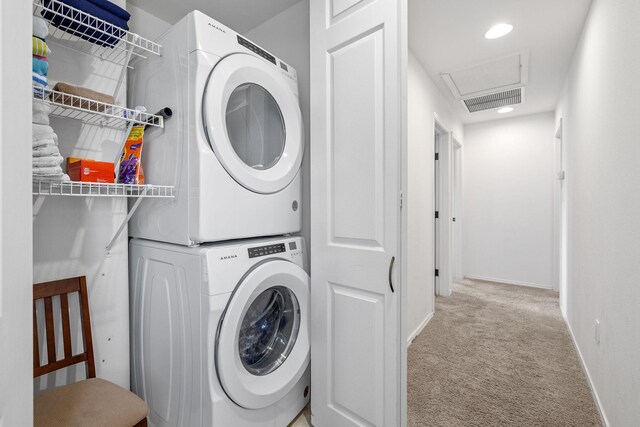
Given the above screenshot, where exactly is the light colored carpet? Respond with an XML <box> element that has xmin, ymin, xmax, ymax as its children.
<box><xmin>408</xmin><ymin>279</ymin><xmax>602</xmax><ymax>427</ymax></box>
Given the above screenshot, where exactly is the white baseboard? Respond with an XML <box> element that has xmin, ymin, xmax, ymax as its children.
<box><xmin>407</xmin><ymin>312</ymin><xmax>434</xmax><ymax>347</ymax></box>
<box><xmin>464</xmin><ymin>275</ymin><xmax>553</xmax><ymax>290</ymax></box>
<box><xmin>564</xmin><ymin>315</ymin><xmax>610</xmax><ymax>427</ymax></box>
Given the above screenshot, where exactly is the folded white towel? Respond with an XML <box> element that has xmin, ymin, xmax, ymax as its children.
<box><xmin>33</xmin><ymin>137</ymin><xmax>57</xmax><ymax>149</ymax></box>
<box><xmin>33</xmin><ymin>155</ymin><xmax>63</xmax><ymax>167</ymax></box>
<box><xmin>33</xmin><ymin>17</ymin><xmax>49</xmax><ymax>39</ymax></box>
<box><xmin>33</xmin><ymin>145</ymin><xmax>60</xmax><ymax>157</ymax></box>
<box><xmin>33</xmin><ymin>123</ymin><xmax>55</xmax><ymax>141</ymax></box>
<box><xmin>33</xmin><ymin>173</ymin><xmax>71</xmax><ymax>182</ymax></box>
<box><xmin>32</xmin><ymin>102</ymin><xmax>51</xmax><ymax>126</ymax></box>
<box><xmin>32</xmin><ymin>165</ymin><xmax>64</xmax><ymax>176</ymax></box>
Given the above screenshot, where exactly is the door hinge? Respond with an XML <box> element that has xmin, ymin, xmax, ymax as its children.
<box><xmin>400</xmin><ymin>192</ymin><xmax>404</xmax><ymax>210</ymax></box>
<box><xmin>435</xmin><ymin>211</ymin><xmax>439</xmax><ymax>219</ymax></box>
<box><xmin>435</xmin><ymin>153</ymin><xmax>439</xmax><ymax>161</ymax></box>
<box><xmin>435</xmin><ymin>269</ymin><xmax>439</xmax><ymax>277</ymax></box>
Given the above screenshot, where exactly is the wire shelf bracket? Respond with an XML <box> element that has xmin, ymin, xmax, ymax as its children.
<box><xmin>105</xmin><ymin>187</ymin><xmax>147</xmax><ymax>254</ymax></box>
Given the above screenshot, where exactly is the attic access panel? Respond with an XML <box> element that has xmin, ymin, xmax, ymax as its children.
<box><xmin>441</xmin><ymin>51</ymin><xmax>529</xmax><ymax>99</ymax></box>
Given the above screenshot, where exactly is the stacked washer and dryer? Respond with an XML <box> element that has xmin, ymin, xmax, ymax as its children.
<box><xmin>128</xmin><ymin>11</ymin><xmax>309</xmax><ymax>427</ymax></box>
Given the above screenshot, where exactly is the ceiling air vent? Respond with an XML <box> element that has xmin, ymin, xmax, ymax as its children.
<box><xmin>463</xmin><ymin>88</ymin><xmax>523</xmax><ymax>113</ymax></box>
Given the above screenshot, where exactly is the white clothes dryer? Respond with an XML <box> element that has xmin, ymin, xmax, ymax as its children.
<box><xmin>129</xmin><ymin>11</ymin><xmax>303</xmax><ymax>246</ymax></box>
<box><xmin>129</xmin><ymin>236</ymin><xmax>310</xmax><ymax>427</ymax></box>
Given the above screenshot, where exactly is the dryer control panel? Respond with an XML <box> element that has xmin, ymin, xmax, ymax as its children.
<box><xmin>236</xmin><ymin>35</ymin><xmax>298</xmax><ymax>84</ymax></box>
<box><xmin>237</xmin><ymin>36</ymin><xmax>276</xmax><ymax>65</ymax></box>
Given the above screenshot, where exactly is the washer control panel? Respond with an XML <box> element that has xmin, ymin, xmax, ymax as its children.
<box><xmin>248</xmin><ymin>243</ymin><xmax>286</xmax><ymax>258</ymax></box>
<box><xmin>204</xmin><ymin>237</ymin><xmax>306</xmax><ymax>294</ymax></box>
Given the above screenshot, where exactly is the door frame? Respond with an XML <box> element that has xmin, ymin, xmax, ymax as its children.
<box><xmin>554</xmin><ymin>118</ymin><xmax>567</xmax><ymax>314</ymax></box>
<box><xmin>0</xmin><ymin>0</ymin><xmax>33</xmax><ymax>424</ymax></box>
<box><xmin>400</xmin><ymin>0</ymin><xmax>408</xmax><ymax>424</ymax></box>
<box><xmin>452</xmin><ymin>136</ymin><xmax>463</xmax><ymax>281</ymax></box>
<box><xmin>434</xmin><ymin>115</ymin><xmax>452</xmax><ymax>296</ymax></box>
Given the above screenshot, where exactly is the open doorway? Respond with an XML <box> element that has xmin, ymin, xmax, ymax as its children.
<box><xmin>434</xmin><ymin>118</ymin><xmax>452</xmax><ymax>297</ymax></box>
<box><xmin>407</xmin><ymin>0</ymin><xmax>605</xmax><ymax>425</ymax></box>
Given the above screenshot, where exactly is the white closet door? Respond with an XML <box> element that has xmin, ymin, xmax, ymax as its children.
<box><xmin>310</xmin><ymin>0</ymin><xmax>406</xmax><ymax>425</ymax></box>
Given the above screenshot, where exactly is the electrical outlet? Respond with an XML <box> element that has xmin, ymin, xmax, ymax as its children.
<box><xmin>595</xmin><ymin>319</ymin><xmax>601</xmax><ymax>345</ymax></box>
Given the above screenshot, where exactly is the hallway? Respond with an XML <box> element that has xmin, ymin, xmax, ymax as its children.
<box><xmin>408</xmin><ymin>279</ymin><xmax>601</xmax><ymax>426</ymax></box>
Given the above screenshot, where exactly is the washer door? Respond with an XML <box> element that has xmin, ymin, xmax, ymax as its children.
<box><xmin>215</xmin><ymin>259</ymin><xmax>309</xmax><ymax>409</ymax></box>
<box><xmin>203</xmin><ymin>53</ymin><xmax>303</xmax><ymax>194</ymax></box>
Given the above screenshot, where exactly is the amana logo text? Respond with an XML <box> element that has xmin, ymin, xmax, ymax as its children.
<box><xmin>220</xmin><ymin>254</ymin><xmax>237</xmax><ymax>260</ymax></box>
<box><xmin>208</xmin><ymin>22</ymin><xmax>225</xmax><ymax>33</ymax></box>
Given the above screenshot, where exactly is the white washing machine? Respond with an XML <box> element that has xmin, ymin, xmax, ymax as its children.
<box><xmin>129</xmin><ymin>11</ymin><xmax>304</xmax><ymax>246</ymax></box>
<box><xmin>129</xmin><ymin>236</ymin><xmax>310</xmax><ymax>427</ymax></box>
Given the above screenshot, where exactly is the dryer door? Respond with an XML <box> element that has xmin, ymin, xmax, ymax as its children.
<box><xmin>203</xmin><ymin>53</ymin><xmax>303</xmax><ymax>194</ymax></box>
<box><xmin>215</xmin><ymin>259</ymin><xmax>309</xmax><ymax>409</ymax></box>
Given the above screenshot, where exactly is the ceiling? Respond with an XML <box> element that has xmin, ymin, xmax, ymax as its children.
<box><xmin>127</xmin><ymin>0</ymin><xmax>301</xmax><ymax>33</ymax></box>
<box><xmin>409</xmin><ymin>0</ymin><xmax>592</xmax><ymax>124</ymax></box>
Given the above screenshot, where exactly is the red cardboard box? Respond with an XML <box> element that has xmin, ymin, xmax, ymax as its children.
<box><xmin>68</xmin><ymin>159</ymin><xmax>114</xmax><ymax>183</ymax></box>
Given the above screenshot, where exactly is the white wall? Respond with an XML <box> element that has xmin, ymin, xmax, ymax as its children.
<box><xmin>407</xmin><ymin>51</ymin><xmax>463</xmax><ymax>343</ymax></box>
<box><xmin>555</xmin><ymin>0</ymin><xmax>640</xmax><ymax>424</ymax></box>
<box><xmin>33</xmin><ymin>0</ymin><xmax>132</xmax><ymax>392</ymax></box>
<box><xmin>245</xmin><ymin>0</ymin><xmax>311</xmax><ymax>266</ymax></box>
<box><xmin>128</xmin><ymin>3</ymin><xmax>171</xmax><ymax>40</ymax></box>
<box><xmin>0</xmin><ymin>0</ymin><xmax>33</xmax><ymax>424</ymax></box>
<box><xmin>463</xmin><ymin>113</ymin><xmax>555</xmax><ymax>289</ymax></box>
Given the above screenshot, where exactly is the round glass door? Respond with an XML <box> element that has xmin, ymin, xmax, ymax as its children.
<box><xmin>226</xmin><ymin>83</ymin><xmax>286</xmax><ymax>171</ymax></box>
<box><xmin>215</xmin><ymin>259</ymin><xmax>310</xmax><ymax>409</ymax></box>
<box><xmin>203</xmin><ymin>53</ymin><xmax>303</xmax><ymax>194</ymax></box>
<box><xmin>238</xmin><ymin>286</ymin><xmax>300</xmax><ymax>376</ymax></box>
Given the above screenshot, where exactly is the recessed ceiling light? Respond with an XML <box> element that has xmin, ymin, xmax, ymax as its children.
<box><xmin>485</xmin><ymin>23</ymin><xmax>513</xmax><ymax>39</ymax></box>
<box><xmin>497</xmin><ymin>107</ymin><xmax>514</xmax><ymax>114</ymax></box>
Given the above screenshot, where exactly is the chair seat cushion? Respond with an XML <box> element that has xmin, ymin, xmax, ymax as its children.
<box><xmin>35</xmin><ymin>378</ymin><xmax>148</xmax><ymax>427</ymax></box>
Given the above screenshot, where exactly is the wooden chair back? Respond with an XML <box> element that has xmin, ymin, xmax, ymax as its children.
<box><xmin>33</xmin><ymin>276</ymin><xmax>96</xmax><ymax>379</ymax></box>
